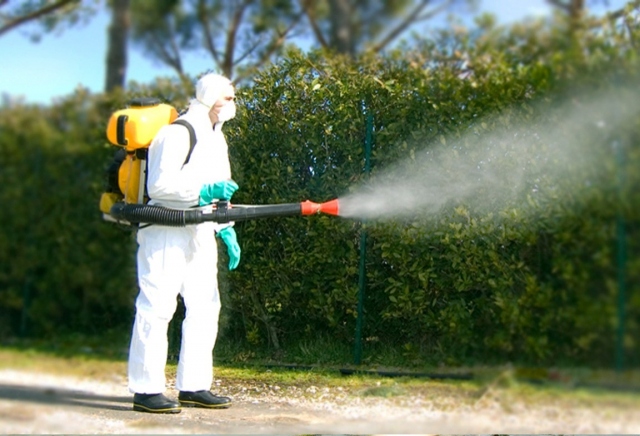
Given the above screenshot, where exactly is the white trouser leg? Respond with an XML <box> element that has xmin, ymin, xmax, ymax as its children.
<box><xmin>176</xmin><ymin>226</ymin><xmax>220</xmax><ymax>392</ymax></box>
<box><xmin>128</xmin><ymin>227</ymin><xmax>189</xmax><ymax>394</ymax></box>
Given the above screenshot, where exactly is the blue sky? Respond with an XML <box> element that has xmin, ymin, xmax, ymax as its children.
<box><xmin>0</xmin><ymin>0</ymin><xmax>630</xmax><ymax>104</ymax></box>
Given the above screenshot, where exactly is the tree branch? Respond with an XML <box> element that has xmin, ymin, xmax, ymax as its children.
<box><xmin>235</xmin><ymin>35</ymin><xmax>266</xmax><ymax>65</ymax></box>
<box><xmin>0</xmin><ymin>0</ymin><xmax>78</xmax><ymax>36</ymax></box>
<box><xmin>236</xmin><ymin>10</ymin><xmax>304</xmax><ymax>66</ymax></box>
<box><xmin>546</xmin><ymin>0</ymin><xmax>570</xmax><ymax>12</ymax></box>
<box><xmin>222</xmin><ymin>0</ymin><xmax>252</xmax><ymax>78</ymax></box>
<box><xmin>197</xmin><ymin>0</ymin><xmax>220</xmax><ymax>64</ymax></box>
<box><xmin>603</xmin><ymin>0</ymin><xmax>640</xmax><ymax>21</ymax></box>
<box><xmin>168</xmin><ymin>34</ymin><xmax>184</xmax><ymax>73</ymax></box>
<box><xmin>415</xmin><ymin>0</ymin><xmax>455</xmax><ymax>21</ymax></box>
<box><xmin>298</xmin><ymin>0</ymin><xmax>328</xmax><ymax>48</ymax></box>
<box><xmin>148</xmin><ymin>29</ymin><xmax>183</xmax><ymax>75</ymax></box>
<box><xmin>373</xmin><ymin>0</ymin><xmax>451</xmax><ymax>53</ymax></box>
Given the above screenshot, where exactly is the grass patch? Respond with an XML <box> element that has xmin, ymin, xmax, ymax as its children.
<box><xmin>0</xmin><ymin>347</ymin><xmax>127</xmax><ymax>381</ymax></box>
<box><xmin>360</xmin><ymin>384</ymin><xmax>407</xmax><ymax>398</ymax></box>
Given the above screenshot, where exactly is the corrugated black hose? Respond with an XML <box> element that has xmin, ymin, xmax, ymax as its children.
<box><xmin>109</xmin><ymin>201</ymin><xmax>304</xmax><ymax>226</ymax></box>
<box><xmin>110</xmin><ymin>203</ymin><xmax>204</xmax><ymax>226</ymax></box>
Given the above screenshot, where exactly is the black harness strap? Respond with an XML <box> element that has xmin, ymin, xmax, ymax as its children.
<box><xmin>171</xmin><ymin>119</ymin><xmax>197</xmax><ymax>167</ymax></box>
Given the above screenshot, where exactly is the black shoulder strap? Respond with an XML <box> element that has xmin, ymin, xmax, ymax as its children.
<box><xmin>171</xmin><ymin>119</ymin><xmax>197</xmax><ymax>166</ymax></box>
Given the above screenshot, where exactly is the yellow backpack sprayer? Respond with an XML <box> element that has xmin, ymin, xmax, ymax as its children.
<box><xmin>99</xmin><ymin>98</ymin><xmax>340</xmax><ymax>227</ymax></box>
<box><xmin>99</xmin><ymin>97</ymin><xmax>184</xmax><ymax>220</ymax></box>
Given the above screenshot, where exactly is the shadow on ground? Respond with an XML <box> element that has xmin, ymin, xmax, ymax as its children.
<box><xmin>0</xmin><ymin>383</ymin><xmax>131</xmax><ymax>412</ymax></box>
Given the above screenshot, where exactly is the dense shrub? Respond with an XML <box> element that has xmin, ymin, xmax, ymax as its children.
<box><xmin>1</xmin><ymin>10</ymin><xmax>638</xmax><ymax>367</ymax></box>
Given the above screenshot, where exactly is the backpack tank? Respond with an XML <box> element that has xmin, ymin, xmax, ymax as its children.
<box><xmin>105</xmin><ymin>98</ymin><xmax>178</xmax><ymax>205</ymax></box>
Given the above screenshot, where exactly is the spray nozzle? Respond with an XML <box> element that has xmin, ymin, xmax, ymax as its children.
<box><xmin>300</xmin><ymin>199</ymin><xmax>340</xmax><ymax>216</ymax></box>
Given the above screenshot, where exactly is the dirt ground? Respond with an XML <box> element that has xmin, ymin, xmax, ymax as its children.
<box><xmin>0</xmin><ymin>367</ymin><xmax>639</xmax><ymax>434</ymax></box>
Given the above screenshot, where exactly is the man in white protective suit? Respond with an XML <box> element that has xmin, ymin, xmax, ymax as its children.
<box><xmin>128</xmin><ymin>73</ymin><xmax>241</xmax><ymax>414</ymax></box>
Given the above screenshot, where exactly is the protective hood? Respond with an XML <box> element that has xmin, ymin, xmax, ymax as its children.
<box><xmin>189</xmin><ymin>73</ymin><xmax>233</xmax><ymax>109</ymax></box>
<box><xmin>187</xmin><ymin>73</ymin><xmax>236</xmax><ymax>127</ymax></box>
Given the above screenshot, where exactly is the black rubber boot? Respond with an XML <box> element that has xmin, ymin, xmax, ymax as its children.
<box><xmin>133</xmin><ymin>393</ymin><xmax>182</xmax><ymax>414</ymax></box>
<box><xmin>178</xmin><ymin>390</ymin><xmax>232</xmax><ymax>409</ymax></box>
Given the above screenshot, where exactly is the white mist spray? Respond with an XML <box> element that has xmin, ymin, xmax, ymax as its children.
<box><xmin>338</xmin><ymin>87</ymin><xmax>639</xmax><ymax>222</ymax></box>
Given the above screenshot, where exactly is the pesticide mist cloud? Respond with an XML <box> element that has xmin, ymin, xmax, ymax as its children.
<box><xmin>339</xmin><ymin>87</ymin><xmax>639</xmax><ymax>222</ymax></box>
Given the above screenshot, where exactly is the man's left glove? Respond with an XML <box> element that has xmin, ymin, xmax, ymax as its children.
<box><xmin>217</xmin><ymin>227</ymin><xmax>241</xmax><ymax>270</ymax></box>
<box><xmin>199</xmin><ymin>180</ymin><xmax>239</xmax><ymax>206</ymax></box>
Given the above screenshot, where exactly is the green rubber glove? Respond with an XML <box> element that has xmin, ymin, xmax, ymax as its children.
<box><xmin>217</xmin><ymin>227</ymin><xmax>241</xmax><ymax>270</ymax></box>
<box><xmin>199</xmin><ymin>180</ymin><xmax>239</xmax><ymax>206</ymax></box>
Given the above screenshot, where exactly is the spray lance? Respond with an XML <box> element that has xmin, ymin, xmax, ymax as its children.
<box><xmin>109</xmin><ymin>199</ymin><xmax>341</xmax><ymax>226</ymax></box>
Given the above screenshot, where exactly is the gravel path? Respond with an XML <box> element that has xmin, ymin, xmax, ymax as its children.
<box><xmin>0</xmin><ymin>368</ymin><xmax>638</xmax><ymax>434</ymax></box>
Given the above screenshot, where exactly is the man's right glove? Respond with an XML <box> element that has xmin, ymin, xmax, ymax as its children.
<box><xmin>217</xmin><ymin>227</ymin><xmax>241</xmax><ymax>270</ymax></box>
<box><xmin>199</xmin><ymin>180</ymin><xmax>239</xmax><ymax>206</ymax></box>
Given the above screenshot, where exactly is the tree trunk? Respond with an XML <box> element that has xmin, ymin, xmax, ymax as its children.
<box><xmin>328</xmin><ymin>0</ymin><xmax>354</xmax><ymax>55</ymax></box>
<box><xmin>105</xmin><ymin>0</ymin><xmax>130</xmax><ymax>92</ymax></box>
<box><xmin>570</xmin><ymin>0</ymin><xmax>585</xmax><ymax>21</ymax></box>
<box><xmin>547</xmin><ymin>0</ymin><xmax>586</xmax><ymax>28</ymax></box>
<box><xmin>249</xmin><ymin>285</ymin><xmax>281</xmax><ymax>350</ymax></box>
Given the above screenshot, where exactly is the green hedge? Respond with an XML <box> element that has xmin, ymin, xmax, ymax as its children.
<box><xmin>1</xmin><ymin>11</ymin><xmax>638</xmax><ymax>367</ymax></box>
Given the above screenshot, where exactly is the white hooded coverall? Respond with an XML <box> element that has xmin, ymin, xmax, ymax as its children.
<box><xmin>128</xmin><ymin>75</ymin><xmax>234</xmax><ymax>394</ymax></box>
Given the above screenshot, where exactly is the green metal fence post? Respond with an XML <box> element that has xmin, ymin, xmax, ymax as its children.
<box><xmin>614</xmin><ymin>138</ymin><xmax>627</xmax><ymax>373</ymax></box>
<box><xmin>354</xmin><ymin>111</ymin><xmax>373</xmax><ymax>365</ymax></box>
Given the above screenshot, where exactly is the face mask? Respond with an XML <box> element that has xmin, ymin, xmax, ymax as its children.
<box><xmin>216</xmin><ymin>101</ymin><xmax>236</xmax><ymax>122</ymax></box>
